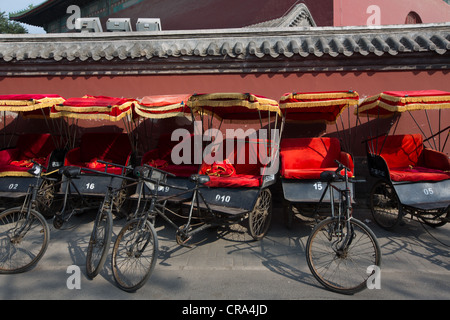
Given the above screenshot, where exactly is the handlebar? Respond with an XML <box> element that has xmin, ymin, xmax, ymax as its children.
<box><xmin>320</xmin><ymin>160</ymin><xmax>351</xmax><ymax>183</ymax></box>
<box><xmin>96</xmin><ymin>159</ymin><xmax>134</xmax><ymax>171</ymax></box>
<box><xmin>142</xmin><ymin>164</ymin><xmax>177</xmax><ymax>178</ymax></box>
<box><xmin>334</xmin><ymin>160</ymin><xmax>349</xmax><ymax>174</ymax></box>
<box><xmin>27</xmin><ymin>159</ymin><xmax>47</xmax><ymax>177</ymax></box>
<box><xmin>134</xmin><ymin>165</ymin><xmax>189</xmax><ymax>191</ymax></box>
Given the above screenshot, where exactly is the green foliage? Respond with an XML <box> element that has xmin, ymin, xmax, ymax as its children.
<box><xmin>0</xmin><ymin>11</ymin><xmax>28</xmax><ymax>34</ymax></box>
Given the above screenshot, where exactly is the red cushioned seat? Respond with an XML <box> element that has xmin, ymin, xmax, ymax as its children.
<box><xmin>64</xmin><ymin>132</ymin><xmax>132</xmax><ymax>174</ymax></box>
<box><xmin>373</xmin><ymin>134</ymin><xmax>450</xmax><ymax>182</ymax></box>
<box><xmin>0</xmin><ymin>133</ymin><xmax>57</xmax><ymax>176</ymax></box>
<box><xmin>142</xmin><ymin>133</ymin><xmax>199</xmax><ymax>177</ymax></box>
<box><xmin>280</xmin><ymin>137</ymin><xmax>354</xmax><ymax>179</ymax></box>
<box><xmin>199</xmin><ymin>138</ymin><xmax>271</xmax><ymax>188</ymax></box>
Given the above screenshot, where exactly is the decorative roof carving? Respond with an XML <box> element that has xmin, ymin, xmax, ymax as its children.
<box><xmin>247</xmin><ymin>4</ymin><xmax>317</xmax><ymax>28</ymax></box>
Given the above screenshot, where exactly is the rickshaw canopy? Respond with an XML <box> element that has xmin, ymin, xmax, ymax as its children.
<box><xmin>279</xmin><ymin>90</ymin><xmax>359</xmax><ymax>123</ymax></box>
<box><xmin>136</xmin><ymin>94</ymin><xmax>192</xmax><ymax>118</ymax></box>
<box><xmin>187</xmin><ymin>93</ymin><xmax>281</xmax><ymax>122</ymax></box>
<box><xmin>0</xmin><ymin>94</ymin><xmax>65</xmax><ymax>118</ymax></box>
<box><xmin>50</xmin><ymin>95</ymin><xmax>136</xmax><ymax>121</ymax></box>
<box><xmin>356</xmin><ymin>90</ymin><xmax>450</xmax><ymax>117</ymax></box>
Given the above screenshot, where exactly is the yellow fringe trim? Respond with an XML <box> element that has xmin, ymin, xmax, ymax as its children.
<box><xmin>50</xmin><ymin>109</ymin><xmax>131</xmax><ymax>122</ymax></box>
<box><xmin>280</xmin><ymin>99</ymin><xmax>359</xmax><ymax>109</ymax></box>
<box><xmin>134</xmin><ymin>107</ymin><xmax>187</xmax><ymax>119</ymax></box>
<box><xmin>54</xmin><ymin>100</ymin><xmax>135</xmax><ymax>113</ymax></box>
<box><xmin>135</xmin><ymin>102</ymin><xmax>189</xmax><ymax>119</ymax></box>
<box><xmin>0</xmin><ymin>97</ymin><xmax>65</xmax><ymax>112</ymax></box>
<box><xmin>188</xmin><ymin>93</ymin><xmax>281</xmax><ymax>118</ymax></box>
<box><xmin>280</xmin><ymin>91</ymin><xmax>359</xmax><ymax>104</ymax></box>
<box><xmin>0</xmin><ymin>100</ymin><xmax>34</xmax><ymax>106</ymax></box>
<box><xmin>357</xmin><ymin>95</ymin><xmax>450</xmax><ymax>116</ymax></box>
<box><xmin>0</xmin><ymin>171</ymin><xmax>33</xmax><ymax>177</ymax></box>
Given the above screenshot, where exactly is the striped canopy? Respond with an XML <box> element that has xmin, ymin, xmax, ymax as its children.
<box><xmin>280</xmin><ymin>90</ymin><xmax>359</xmax><ymax>123</ymax></box>
<box><xmin>50</xmin><ymin>95</ymin><xmax>136</xmax><ymax>121</ymax></box>
<box><xmin>0</xmin><ymin>94</ymin><xmax>65</xmax><ymax>118</ymax></box>
<box><xmin>356</xmin><ymin>90</ymin><xmax>450</xmax><ymax>117</ymax></box>
<box><xmin>187</xmin><ymin>92</ymin><xmax>281</xmax><ymax>122</ymax></box>
<box><xmin>135</xmin><ymin>94</ymin><xmax>192</xmax><ymax>118</ymax></box>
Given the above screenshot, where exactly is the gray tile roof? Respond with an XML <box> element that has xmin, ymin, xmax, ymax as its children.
<box><xmin>247</xmin><ymin>3</ymin><xmax>317</xmax><ymax>28</ymax></box>
<box><xmin>0</xmin><ymin>23</ymin><xmax>448</xmax><ymax>63</ymax></box>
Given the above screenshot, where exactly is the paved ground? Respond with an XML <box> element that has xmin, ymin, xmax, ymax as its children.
<box><xmin>0</xmin><ymin>199</ymin><xmax>449</xmax><ymax>304</ymax></box>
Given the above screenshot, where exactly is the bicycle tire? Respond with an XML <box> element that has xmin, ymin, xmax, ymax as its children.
<box><xmin>419</xmin><ymin>208</ymin><xmax>449</xmax><ymax>228</ymax></box>
<box><xmin>306</xmin><ymin>217</ymin><xmax>381</xmax><ymax>295</ymax></box>
<box><xmin>111</xmin><ymin>218</ymin><xmax>158</xmax><ymax>292</ymax></box>
<box><xmin>370</xmin><ymin>180</ymin><xmax>403</xmax><ymax>230</ymax></box>
<box><xmin>0</xmin><ymin>207</ymin><xmax>50</xmax><ymax>274</ymax></box>
<box><xmin>248</xmin><ymin>188</ymin><xmax>272</xmax><ymax>240</ymax></box>
<box><xmin>86</xmin><ymin>207</ymin><xmax>113</xmax><ymax>279</ymax></box>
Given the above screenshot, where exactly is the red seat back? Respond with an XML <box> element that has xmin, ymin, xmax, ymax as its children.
<box><xmin>280</xmin><ymin>137</ymin><xmax>342</xmax><ymax>170</ymax></box>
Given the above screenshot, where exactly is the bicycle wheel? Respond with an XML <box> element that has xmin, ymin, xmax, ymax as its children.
<box><xmin>306</xmin><ymin>217</ymin><xmax>381</xmax><ymax>295</ymax></box>
<box><xmin>111</xmin><ymin>218</ymin><xmax>158</xmax><ymax>292</ymax></box>
<box><xmin>86</xmin><ymin>207</ymin><xmax>113</xmax><ymax>279</ymax></box>
<box><xmin>248</xmin><ymin>188</ymin><xmax>272</xmax><ymax>240</ymax></box>
<box><xmin>419</xmin><ymin>208</ymin><xmax>449</xmax><ymax>228</ymax></box>
<box><xmin>0</xmin><ymin>207</ymin><xmax>50</xmax><ymax>274</ymax></box>
<box><xmin>370</xmin><ymin>180</ymin><xmax>403</xmax><ymax>230</ymax></box>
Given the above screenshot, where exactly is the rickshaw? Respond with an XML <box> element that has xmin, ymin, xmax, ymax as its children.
<box><xmin>278</xmin><ymin>91</ymin><xmax>360</xmax><ymax>227</ymax></box>
<box><xmin>110</xmin><ymin>92</ymin><xmax>282</xmax><ymax>292</ymax></box>
<box><xmin>187</xmin><ymin>92</ymin><xmax>281</xmax><ymax>240</ymax></box>
<box><xmin>49</xmin><ymin>95</ymin><xmax>138</xmax><ymax>228</ymax></box>
<box><xmin>356</xmin><ymin>90</ymin><xmax>450</xmax><ymax>229</ymax></box>
<box><xmin>134</xmin><ymin>94</ymin><xmax>198</xmax><ymax>202</ymax></box>
<box><xmin>0</xmin><ymin>94</ymin><xmax>66</xmax><ymax>216</ymax></box>
<box><xmin>278</xmin><ymin>91</ymin><xmax>381</xmax><ymax>294</ymax></box>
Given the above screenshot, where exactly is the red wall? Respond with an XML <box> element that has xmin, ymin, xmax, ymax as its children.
<box><xmin>1</xmin><ymin>70</ymin><xmax>448</xmax><ymax>100</ymax></box>
<box><xmin>0</xmin><ymin>70</ymin><xmax>449</xmax><ymax>156</ymax></box>
<box><xmin>334</xmin><ymin>0</ymin><xmax>450</xmax><ymax>26</ymax></box>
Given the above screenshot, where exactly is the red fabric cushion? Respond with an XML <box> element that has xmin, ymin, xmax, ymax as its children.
<box><xmin>203</xmin><ymin>175</ymin><xmax>262</xmax><ymax>188</ymax></box>
<box><xmin>280</xmin><ymin>137</ymin><xmax>354</xmax><ymax>179</ymax></box>
<box><xmin>79</xmin><ymin>132</ymin><xmax>131</xmax><ymax>165</ymax></box>
<box><xmin>390</xmin><ymin>167</ymin><xmax>450</xmax><ymax>182</ymax></box>
<box><xmin>0</xmin><ymin>148</ymin><xmax>18</xmax><ymax>166</ymax></box>
<box><xmin>376</xmin><ymin>134</ymin><xmax>423</xmax><ymax>168</ymax></box>
<box><xmin>17</xmin><ymin>133</ymin><xmax>56</xmax><ymax>160</ymax></box>
<box><xmin>142</xmin><ymin>133</ymin><xmax>198</xmax><ymax>177</ymax></box>
<box><xmin>66</xmin><ymin>161</ymin><xmax>127</xmax><ymax>175</ymax></box>
<box><xmin>374</xmin><ymin>134</ymin><xmax>449</xmax><ymax>182</ymax></box>
<box><xmin>200</xmin><ymin>159</ymin><xmax>236</xmax><ymax>177</ymax></box>
<box><xmin>0</xmin><ymin>134</ymin><xmax>56</xmax><ymax>173</ymax></box>
<box><xmin>64</xmin><ymin>132</ymin><xmax>131</xmax><ymax>174</ymax></box>
<box><xmin>198</xmin><ymin>138</ymin><xmax>270</xmax><ymax>188</ymax></box>
<box><xmin>282</xmin><ymin>167</ymin><xmax>351</xmax><ymax>180</ymax></box>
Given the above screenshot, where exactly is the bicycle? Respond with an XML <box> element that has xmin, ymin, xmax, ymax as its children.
<box><xmin>111</xmin><ymin>164</ymin><xmax>258</xmax><ymax>292</ymax></box>
<box><xmin>111</xmin><ymin>165</ymin><xmax>166</xmax><ymax>292</ymax></box>
<box><xmin>57</xmin><ymin>160</ymin><xmax>134</xmax><ymax>279</ymax></box>
<box><xmin>0</xmin><ymin>161</ymin><xmax>51</xmax><ymax>273</ymax></box>
<box><xmin>305</xmin><ymin>160</ymin><xmax>381</xmax><ymax>295</ymax></box>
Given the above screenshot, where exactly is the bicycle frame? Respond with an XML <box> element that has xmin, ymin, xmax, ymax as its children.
<box><xmin>129</xmin><ymin>165</ymin><xmax>220</xmax><ymax>246</ymax></box>
<box><xmin>12</xmin><ymin>163</ymin><xmax>49</xmax><ymax>239</ymax></box>
<box><xmin>314</xmin><ymin>161</ymin><xmax>356</xmax><ymax>251</ymax></box>
<box><xmin>53</xmin><ymin>161</ymin><xmax>133</xmax><ymax>228</ymax></box>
